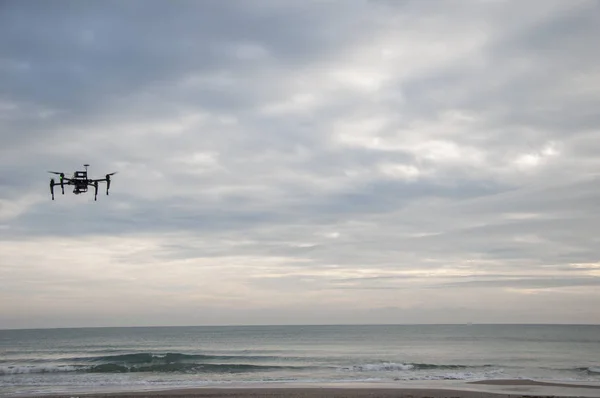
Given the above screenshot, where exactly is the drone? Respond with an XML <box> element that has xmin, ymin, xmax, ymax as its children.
<box><xmin>48</xmin><ymin>164</ymin><xmax>117</xmax><ymax>201</ymax></box>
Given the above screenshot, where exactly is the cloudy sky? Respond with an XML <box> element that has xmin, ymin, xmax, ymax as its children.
<box><xmin>1</xmin><ymin>0</ymin><xmax>600</xmax><ymax>329</ymax></box>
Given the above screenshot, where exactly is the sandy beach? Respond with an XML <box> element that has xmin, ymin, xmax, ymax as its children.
<box><xmin>13</xmin><ymin>388</ymin><xmax>522</xmax><ymax>398</ymax></box>
<box><xmin>13</xmin><ymin>379</ymin><xmax>600</xmax><ymax>398</ymax></box>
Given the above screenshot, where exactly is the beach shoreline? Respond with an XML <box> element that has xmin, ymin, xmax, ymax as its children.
<box><xmin>8</xmin><ymin>379</ymin><xmax>600</xmax><ymax>398</ymax></box>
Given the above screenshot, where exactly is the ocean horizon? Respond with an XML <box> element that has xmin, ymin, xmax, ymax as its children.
<box><xmin>4</xmin><ymin>322</ymin><xmax>600</xmax><ymax>331</ymax></box>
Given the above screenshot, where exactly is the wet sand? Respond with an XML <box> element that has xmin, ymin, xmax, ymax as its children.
<box><xmin>2</xmin><ymin>388</ymin><xmax>516</xmax><ymax>398</ymax></box>
<box><xmin>14</xmin><ymin>379</ymin><xmax>600</xmax><ymax>398</ymax></box>
<box><xmin>471</xmin><ymin>379</ymin><xmax>600</xmax><ymax>389</ymax></box>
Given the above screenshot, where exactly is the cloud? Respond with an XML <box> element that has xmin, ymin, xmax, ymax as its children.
<box><xmin>1</xmin><ymin>0</ymin><xmax>600</xmax><ymax>328</ymax></box>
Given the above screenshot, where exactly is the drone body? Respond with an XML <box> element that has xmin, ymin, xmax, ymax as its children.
<box><xmin>48</xmin><ymin>164</ymin><xmax>117</xmax><ymax>201</ymax></box>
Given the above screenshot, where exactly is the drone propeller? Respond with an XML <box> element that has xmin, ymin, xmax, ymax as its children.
<box><xmin>106</xmin><ymin>172</ymin><xmax>118</xmax><ymax>176</ymax></box>
<box><xmin>48</xmin><ymin>171</ymin><xmax>65</xmax><ymax>180</ymax></box>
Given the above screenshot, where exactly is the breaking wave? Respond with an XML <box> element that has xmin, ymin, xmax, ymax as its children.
<box><xmin>73</xmin><ymin>352</ymin><xmax>281</xmax><ymax>363</ymax></box>
<box><xmin>576</xmin><ymin>366</ymin><xmax>600</xmax><ymax>375</ymax></box>
<box><xmin>0</xmin><ymin>352</ymin><xmax>308</xmax><ymax>375</ymax></box>
<box><xmin>342</xmin><ymin>362</ymin><xmax>490</xmax><ymax>372</ymax></box>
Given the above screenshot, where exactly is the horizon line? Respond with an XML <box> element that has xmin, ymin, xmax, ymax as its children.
<box><xmin>2</xmin><ymin>322</ymin><xmax>599</xmax><ymax>332</ymax></box>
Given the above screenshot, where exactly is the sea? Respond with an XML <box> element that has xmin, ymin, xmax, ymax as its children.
<box><xmin>1</xmin><ymin>324</ymin><xmax>599</xmax><ymax>396</ymax></box>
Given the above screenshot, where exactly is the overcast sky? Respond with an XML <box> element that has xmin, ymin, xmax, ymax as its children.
<box><xmin>1</xmin><ymin>0</ymin><xmax>600</xmax><ymax>329</ymax></box>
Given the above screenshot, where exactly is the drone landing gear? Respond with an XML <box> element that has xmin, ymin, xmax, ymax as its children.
<box><xmin>49</xmin><ymin>178</ymin><xmax>65</xmax><ymax>200</ymax></box>
<box><xmin>94</xmin><ymin>181</ymin><xmax>98</xmax><ymax>201</ymax></box>
<box><xmin>106</xmin><ymin>174</ymin><xmax>111</xmax><ymax>196</ymax></box>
